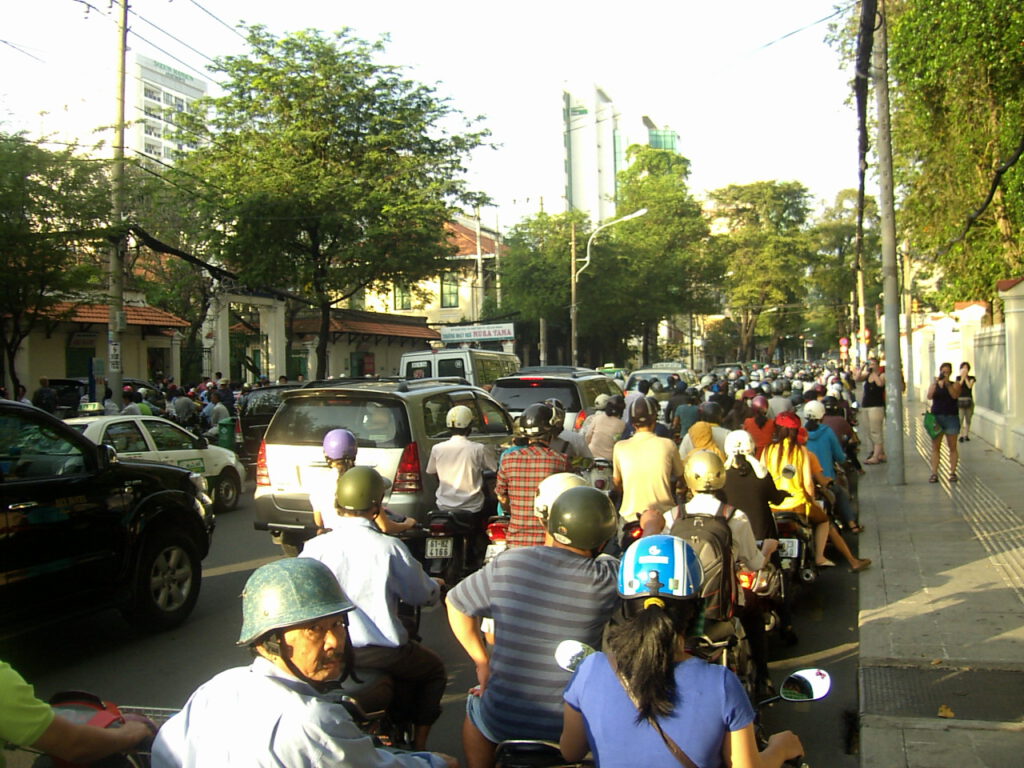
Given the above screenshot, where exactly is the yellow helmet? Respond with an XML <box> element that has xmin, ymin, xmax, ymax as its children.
<box><xmin>684</xmin><ymin>450</ymin><xmax>726</xmax><ymax>493</ymax></box>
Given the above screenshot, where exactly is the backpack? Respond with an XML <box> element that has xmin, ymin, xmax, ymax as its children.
<box><xmin>669</xmin><ymin>502</ymin><xmax>736</xmax><ymax>620</ymax></box>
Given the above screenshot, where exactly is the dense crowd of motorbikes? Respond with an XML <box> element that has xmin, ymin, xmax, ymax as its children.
<box><xmin>10</xmin><ymin>362</ymin><xmax>870</xmax><ymax>767</ymax></box>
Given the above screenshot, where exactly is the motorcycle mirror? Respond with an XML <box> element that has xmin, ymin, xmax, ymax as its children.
<box><xmin>555</xmin><ymin>640</ymin><xmax>596</xmax><ymax>673</ymax></box>
<box><xmin>779</xmin><ymin>668</ymin><xmax>831</xmax><ymax>702</ymax></box>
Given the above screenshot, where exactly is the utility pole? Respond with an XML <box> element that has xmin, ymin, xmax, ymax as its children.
<box><xmin>108</xmin><ymin>0</ymin><xmax>129</xmax><ymax>407</ymax></box>
<box><xmin>902</xmin><ymin>239</ymin><xmax>915</xmax><ymax>403</ymax></box>
<box><xmin>570</xmin><ymin>223</ymin><xmax>578</xmax><ymax>366</ymax></box>
<box><xmin>874</xmin><ymin>1</ymin><xmax>905</xmax><ymax>485</ymax></box>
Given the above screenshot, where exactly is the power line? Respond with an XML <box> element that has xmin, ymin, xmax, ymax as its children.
<box><xmin>129</xmin><ymin>7</ymin><xmax>216</xmax><ymax>64</ymax></box>
<box><xmin>0</xmin><ymin>39</ymin><xmax>44</xmax><ymax>62</ymax></box>
<box><xmin>756</xmin><ymin>2</ymin><xmax>858</xmax><ymax>51</ymax></box>
<box><xmin>188</xmin><ymin>0</ymin><xmax>248</xmax><ymax>43</ymax></box>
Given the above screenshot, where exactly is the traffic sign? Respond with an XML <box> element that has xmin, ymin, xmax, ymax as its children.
<box><xmin>839</xmin><ymin>336</ymin><xmax>850</xmax><ymax>348</ymax></box>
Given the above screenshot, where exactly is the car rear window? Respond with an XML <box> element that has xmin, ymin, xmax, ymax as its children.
<box><xmin>489</xmin><ymin>379</ymin><xmax>582</xmax><ymax>411</ymax></box>
<box><xmin>246</xmin><ymin>388</ymin><xmax>293</xmax><ymax>416</ymax></box>
<box><xmin>626</xmin><ymin>372</ymin><xmax>676</xmax><ymax>392</ymax></box>
<box><xmin>264</xmin><ymin>396</ymin><xmax>410</xmax><ymax>449</ymax></box>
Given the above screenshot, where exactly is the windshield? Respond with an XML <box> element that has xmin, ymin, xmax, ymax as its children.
<box><xmin>264</xmin><ymin>396</ymin><xmax>410</xmax><ymax>448</ymax></box>
<box><xmin>625</xmin><ymin>372</ymin><xmax>677</xmax><ymax>393</ymax></box>
<box><xmin>489</xmin><ymin>380</ymin><xmax>581</xmax><ymax>412</ymax></box>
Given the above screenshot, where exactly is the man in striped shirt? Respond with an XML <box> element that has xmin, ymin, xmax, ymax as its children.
<box><xmin>446</xmin><ymin>486</ymin><xmax>619</xmax><ymax>768</ymax></box>
<box><xmin>495</xmin><ymin>402</ymin><xmax>572</xmax><ymax>548</ymax></box>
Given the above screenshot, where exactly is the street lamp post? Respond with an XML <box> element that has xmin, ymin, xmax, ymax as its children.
<box><xmin>571</xmin><ymin>208</ymin><xmax>648</xmax><ymax>367</ymax></box>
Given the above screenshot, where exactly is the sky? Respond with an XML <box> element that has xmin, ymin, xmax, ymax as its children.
<box><xmin>1</xmin><ymin>0</ymin><xmax>863</xmax><ymax>231</ymax></box>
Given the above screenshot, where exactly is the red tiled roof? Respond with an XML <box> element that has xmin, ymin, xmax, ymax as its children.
<box><xmin>996</xmin><ymin>276</ymin><xmax>1024</xmax><ymax>293</ymax></box>
<box><xmin>445</xmin><ymin>220</ymin><xmax>508</xmax><ymax>258</ymax></box>
<box><xmin>953</xmin><ymin>300</ymin><xmax>989</xmax><ymax>310</ymax></box>
<box><xmin>48</xmin><ymin>302</ymin><xmax>189</xmax><ymax>327</ymax></box>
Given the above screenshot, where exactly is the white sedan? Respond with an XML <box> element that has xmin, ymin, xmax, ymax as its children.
<box><xmin>65</xmin><ymin>414</ymin><xmax>245</xmax><ymax>512</ymax></box>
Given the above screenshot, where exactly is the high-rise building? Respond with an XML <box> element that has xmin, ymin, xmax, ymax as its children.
<box><xmin>131</xmin><ymin>54</ymin><xmax>207</xmax><ymax>164</ymax></box>
<box><xmin>563</xmin><ymin>85</ymin><xmax>679</xmax><ymax>223</ymax></box>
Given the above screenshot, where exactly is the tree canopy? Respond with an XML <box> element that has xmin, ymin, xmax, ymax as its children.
<box><xmin>173</xmin><ymin>26</ymin><xmax>488</xmax><ymax>377</ymax></box>
<box><xmin>0</xmin><ymin>133</ymin><xmax>109</xmax><ymax>391</ymax></box>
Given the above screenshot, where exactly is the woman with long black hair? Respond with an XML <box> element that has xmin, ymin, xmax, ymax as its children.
<box><xmin>560</xmin><ymin>535</ymin><xmax>803</xmax><ymax>768</ymax></box>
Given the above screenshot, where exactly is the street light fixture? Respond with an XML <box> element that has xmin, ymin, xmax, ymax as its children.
<box><xmin>571</xmin><ymin>207</ymin><xmax>648</xmax><ymax>367</ymax></box>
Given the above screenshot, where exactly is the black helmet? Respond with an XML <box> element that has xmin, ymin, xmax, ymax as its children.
<box><xmin>543</xmin><ymin>398</ymin><xmax>567</xmax><ymax>433</ymax></box>
<box><xmin>685</xmin><ymin>386</ymin><xmax>700</xmax><ymax>404</ymax></box>
<box><xmin>547</xmin><ymin>486</ymin><xmax>617</xmax><ymax>550</ymax></box>
<box><xmin>822</xmin><ymin>395</ymin><xmax>842</xmax><ymax>416</ymax></box>
<box><xmin>520</xmin><ymin>402</ymin><xmax>557</xmax><ymax>440</ymax></box>
<box><xmin>629</xmin><ymin>395</ymin><xmax>659</xmax><ymax>427</ymax></box>
<box><xmin>696</xmin><ymin>401</ymin><xmax>723</xmax><ymax>425</ymax></box>
<box><xmin>605</xmin><ymin>394</ymin><xmax>626</xmax><ymax>417</ymax></box>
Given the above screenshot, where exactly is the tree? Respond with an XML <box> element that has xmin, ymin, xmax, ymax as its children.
<box><xmin>806</xmin><ymin>189</ymin><xmax>882</xmax><ymax>345</ymax></box>
<box><xmin>707</xmin><ymin>181</ymin><xmax>814</xmax><ymax>361</ymax></box>
<box><xmin>0</xmin><ymin>134</ymin><xmax>108</xmax><ymax>392</ymax></box>
<box><xmin>175</xmin><ymin>27</ymin><xmax>488</xmax><ymax>378</ymax></box>
<box><xmin>604</xmin><ymin>146</ymin><xmax>715</xmax><ymax>364</ymax></box>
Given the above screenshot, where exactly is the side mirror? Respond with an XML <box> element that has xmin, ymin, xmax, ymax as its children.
<box><xmin>99</xmin><ymin>443</ymin><xmax>118</xmax><ymax>468</ymax></box>
<box><xmin>555</xmin><ymin>640</ymin><xmax>596</xmax><ymax>673</ymax></box>
<box><xmin>196</xmin><ymin>436</ymin><xmax>209</xmax><ymax>449</ymax></box>
<box><xmin>779</xmin><ymin>668</ymin><xmax>831</xmax><ymax>702</ymax></box>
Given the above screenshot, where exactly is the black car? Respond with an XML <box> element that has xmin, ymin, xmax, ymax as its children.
<box><xmin>0</xmin><ymin>400</ymin><xmax>215</xmax><ymax>639</ymax></box>
<box><xmin>234</xmin><ymin>384</ymin><xmax>302</xmax><ymax>469</ymax></box>
<box><xmin>46</xmin><ymin>376</ymin><xmax>160</xmax><ymax>419</ymax></box>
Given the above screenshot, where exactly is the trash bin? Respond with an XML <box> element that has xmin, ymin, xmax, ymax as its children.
<box><xmin>217</xmin><ymin>417</ymin><xmax>237</xmax><ymax>451</ymax></box>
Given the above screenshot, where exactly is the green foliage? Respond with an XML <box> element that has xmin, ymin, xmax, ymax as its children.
<box><xmin>0</xmin><ymin>133</ymin><xmax>108</xmax><ymax>390</ymax></box>
<box><xmin>806</xmin><ymin>189</ymin><xmax>882</xmax><ymax>343</ymax></box>
<box><xmin>888</xmin><ymin>0</ymin><xmax>1024</xmax><ymax>307</ymax></box>
<box><xmin>708</xmin><ymin>181</ymin><xmax>814</xmax><ymax>360</ymax></box>
<box><xmin>172</xmin><ymin>26</ymin><xmax>487</xmax><ymax>377</ymax></box>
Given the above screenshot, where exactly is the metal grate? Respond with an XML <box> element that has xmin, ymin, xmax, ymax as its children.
<box><xmin>861</xmin><ymin>665</ymin><xmax>1024</xmax><ymax>722</ymax></box>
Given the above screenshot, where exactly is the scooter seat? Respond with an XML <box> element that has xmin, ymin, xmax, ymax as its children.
<box><xmin>700</xmin><ymin>619</ymin><xmax>737</xmax><ymax>645</ymax></box>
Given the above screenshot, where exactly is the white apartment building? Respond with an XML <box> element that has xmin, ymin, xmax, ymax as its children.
<box><xmin>132</xmin><ymin>54</ymin><xmax>207</xmax><ymax>163</ymax></box>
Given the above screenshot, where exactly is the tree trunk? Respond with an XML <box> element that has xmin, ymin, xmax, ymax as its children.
<box><xmin>315</xmin><ymin>300</ymin><xmax>331</xmax><ymax>380</ymax></box>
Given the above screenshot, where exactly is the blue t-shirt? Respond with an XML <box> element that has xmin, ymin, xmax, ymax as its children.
<box><xmin>674</xmin><ymin>404</ymin><xmax>700</xmax><ymax>436</ymax></box>
<box><xmin>564</xmin><ymin>653</ymin><xmax>754</xmax><ymax>768</ymax></box>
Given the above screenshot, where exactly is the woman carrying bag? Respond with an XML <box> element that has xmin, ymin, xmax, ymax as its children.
<box><xmin>927</xmin><ymin>362</ymin><xmax>963</xmax><ymax>483</ymax></box>
<box><xmin>560</xmin><ymin>535</ymin><xmax>803</xmax><ymax>768</ymax></box>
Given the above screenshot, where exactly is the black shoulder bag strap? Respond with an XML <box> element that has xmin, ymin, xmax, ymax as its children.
<box><xmin>612</xmin><ymin>664</ymin><xmax>699</xmax><ymax>768</ymax></box>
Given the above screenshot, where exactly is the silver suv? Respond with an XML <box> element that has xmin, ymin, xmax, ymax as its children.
<box><xmin>253</xmin><ymin>378</ymin><xmax>513</xmax><ymax>554</ymax></box>
<box><xmin>489</xmin><ymin>367</ymin><xmax>622</xmax><ymax>431</ymax></box>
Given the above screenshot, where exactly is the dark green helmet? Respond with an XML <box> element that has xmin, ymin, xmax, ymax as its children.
<box><xmin>335</xmin><ymin>465</ymin><xmax>387</xmax><ymax>512</ymax></box>
<box><xmin>547</xmin><ymin>486</ymin><xmax>617</xmax><ymax>550</ymax></box>
<box><xmin>237</xmin><ymin>558</ymin><xmax>353</xmax><ymax>646</ymax></box>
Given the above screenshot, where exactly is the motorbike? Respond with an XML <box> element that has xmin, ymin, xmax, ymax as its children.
<box><xmin>483</xmin><ymin>514</ymin><xmax>509</xmax><ymax>566</ymax></box>
<box><xmin>17</xmin><ymin>691</ymin><xmax>176</xmax><ymax>768</ymax></box>
<box><xmin>774</xmin><ymin>509</ymin><xmax>817</xmax><ymax>587</ymax></box>
<box><xmin>738</xmin><ymin>557</ymin><xmax>785</xmax><ymax>635</ymax></box>
<box><xmin>420</xmin><ymin>470</ymin><xmax>497</xmax><ymax>585</ymax></box>
<box><xmin>580</xmin><ymin>457</ymin><xmax>613</xmax><ymax>495</ymax></box>
<box><xmin>691</xmin><ymin>616</ymin><xmax>757</xmax><ymax>699</ymax></box>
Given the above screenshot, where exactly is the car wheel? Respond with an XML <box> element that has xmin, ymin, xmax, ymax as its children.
<box><xmin>212</xmin><ymin>469</ymin><xmax>240</xmax><ymax>512</ymax></box>
<box><xmin>125</xmin><ymin>530</ymin><xmax>201</xmax><ymax>631</ymax></box>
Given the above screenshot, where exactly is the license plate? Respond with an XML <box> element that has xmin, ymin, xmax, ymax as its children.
<box><xmin>779</xmin><ymin>538</ymin><xmax>800</xmax><ymax>559</ymax></box>
<box><xmin>425</xmin><ymin>537</ymin><xmax>453</xmax><ymax>559</ymax></box>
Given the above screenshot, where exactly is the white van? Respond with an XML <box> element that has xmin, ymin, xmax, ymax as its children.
<box><xmin>399</xmin><ymin>348</ymin><xmax>520</xmax><ymax>389</ymax></box>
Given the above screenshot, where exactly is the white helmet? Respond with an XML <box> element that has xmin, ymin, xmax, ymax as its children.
<box><xmin>446</xmin><ymin>405</ymin><xmax>474</xmax><ymax>430</ymax></box>
<box><xmin>804</xmin><ymin>400</ymin><xmax>826</xmax><ymax>421</ymax></box>
<box><xmin>593</xmin><ymin>393</ymin><xmax>611</xmax><ymax>411</ymax></box>
<box><xmin>534</xmin><ymin>472</ymin><xmax>586</xmax><ymax>521</ymax></box>
<box><xmin>724</xmin><ymin>429</ymin><xmax>756</xmax><ymax>457</ymax></box>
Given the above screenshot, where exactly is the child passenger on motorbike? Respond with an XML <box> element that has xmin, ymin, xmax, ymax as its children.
<box><xmin>560</xmin><ymin>535</ymin><xmax>804</xmax><ymax>768</ymax></box>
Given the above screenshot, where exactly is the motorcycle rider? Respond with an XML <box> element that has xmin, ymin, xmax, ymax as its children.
<box><xmin>312</xmin><ymin>429</ymin><xmax>415</xmax><ymax>536</ymax></box>
<box><xmin>614</xmin><ymin>396</ymin><xmax>685</xmax><ymax>536</ymax></box>
<box><xmin>585</xmin><ymin>394</ymin><xmax>626</xmax><ymax>461</ymax></box>
<box><xmin>446</xmin><ymin>486</ymin><xmax>619</xmax><ymax>768</ymax></box>
<box><xmin>300</xmin><ymin>467</ymin><xmax>446</xmax><ymax>752</ymax></box>
<box><xmin>543</xmin><ymin>398</ymin><xmax>592</xmax><ymax>459</ymax></box>
<box><xmin>802</xmin><ymin>401</ymin><xmax>863</xmax><ymax>534</ymax></box>
<box><xmin>560</xmin><ymin>535</ymin><xmax>803</xmax><ymax>768</ymax></box>
<box><xmin>495</xmin><ymin>402</ymin><xmax>572</xmax><ymax>548</ymax></box>
<box><xmin>679</xmin><ymin>401</ymin><xmax>729</xmax><ymax>460</ymax></box>
<box><xmin>670</xmin><ymin>387</ymin><xmax>701</xmax><ymax>444</ymax></box>
<box><xmin>152</xmin><ymin>557</ymin><xmax>456</xmax><ymax>767</ymax></box>
<box><xmin>426</xmin><ymin>405</ymin><xmax>498</xmax><ymax>519</ymax></box>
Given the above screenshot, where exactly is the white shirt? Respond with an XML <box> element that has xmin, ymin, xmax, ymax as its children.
<box><xmin>425</xmin><ymin>435</ymin><xmax>497</xmax><ymax>512</ymax></box>
<box><xmin>551</xmin><ymin>428</ymin><xmax>592</xmax><ymax>459</ymax></box>
<box><xmin>300</xmin><ymin>517</ymin><xmax>439</xmax><ymax>648</ymax></box>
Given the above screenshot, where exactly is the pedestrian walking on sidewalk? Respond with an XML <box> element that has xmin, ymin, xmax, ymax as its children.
<box><xmin>927</xmin><ymin>362</ymin><xmax>962</xmax><ymax>483</ymax></box>
<box><xmin>957</xmin><ymin>362</ymin><xmax>976</xmax><ymax>443</ymax></box>
<box><xmin>856</xmin><ymin>358</ymin><xmax>887</xmax><ymax>464</ymax></box>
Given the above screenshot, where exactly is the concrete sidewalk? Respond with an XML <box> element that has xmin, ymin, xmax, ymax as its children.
<box><xmin>857</xmin><ymin>404</ymin><xmax>1024</xmax><ymax>767</ymax></box>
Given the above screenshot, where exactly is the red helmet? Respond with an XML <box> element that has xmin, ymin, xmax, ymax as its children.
<box><xmin>751</xmin><ymin>395</ymin><xmax>769</xmax><ymax>414</ymax></box>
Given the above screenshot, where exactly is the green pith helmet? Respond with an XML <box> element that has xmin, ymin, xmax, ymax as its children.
<box><xmin>684</xmin><ymin>450</ymin><xmax>726</xmax><ymax>493</ymax></box>
<box><xmin>335</xmin><ymin>465</ymin><xmax>387</xmax><ymax>512</ymax></box>
<box><xmin>547</xmin><ymin>485</ymin><xmax>617</xmax><ymax>550</ymax></box>
<box><xmin>237</xmin><ymin>558</ymin><xmax>354</xmax><ymax>646</ymax></box>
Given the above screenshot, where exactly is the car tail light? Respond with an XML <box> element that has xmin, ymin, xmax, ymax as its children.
<box><xmin>487</xmin><ymin>519</ymin><xmax>508</xmax><ymax>543</ymax></box>
<box><xmin>393</xmin><ymin>442</ymin><xmax>422</xmax><ymax>493</ymax></box>
<box><xmin>574</xmin><ymin>409</ymin><xmax>587</xmax><ymax>431</ymax></box>
<box><xmin>738</xmin><ymin>571</ymin><xmax>756</xmax><ymax>591</ymax></box>
<box><xmin>594</xmin><ymin>478</ymin><xmax>607</xmax><ymax>490</ymax></box>
<box><xmin>256</xmin><ymin>440</ymin><xmax>270</xmax><ymax>486</ymax></box>
<box><xmin>234</xmin><ymin>415</ymin><xmax>244</xmax><ymax>447</ymax></box>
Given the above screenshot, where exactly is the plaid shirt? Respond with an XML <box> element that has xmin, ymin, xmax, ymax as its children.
<box><xmin>496</xmin><ymin>444</ymin><xmax>572</xmax><ymax>548</ymax></box>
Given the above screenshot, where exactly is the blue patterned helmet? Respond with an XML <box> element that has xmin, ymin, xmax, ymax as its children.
<box><xmin>619</xmin><ymin>535</ymin><xmax>703</xmax><ymax>601</ymax></box>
